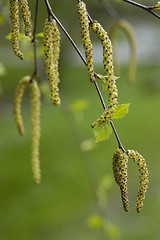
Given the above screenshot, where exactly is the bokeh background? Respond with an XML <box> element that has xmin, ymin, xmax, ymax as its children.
<box><xmin>0</xmin><ymin>0</ymin><xmax>160</xmax><ymax>239</ymax></box>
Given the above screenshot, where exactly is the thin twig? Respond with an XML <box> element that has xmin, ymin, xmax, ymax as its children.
<box><xmin>44</xmin><ymin>0</ymin><xmax>125</xmax><ymax>151</ymax></box>
<box><xmin>122</xmin><ymin>0</ymin><xmax>160</xmax><ymax>20</ymax></box>
<box><xmin>44</xmin><ymin>0</ymin><xmax>86</xmax><ymax>66</ymax></box>
<box><xmin>31</xmin><ymin>0</ymin><xmax>39</xmax><ymax>80</ymax></box>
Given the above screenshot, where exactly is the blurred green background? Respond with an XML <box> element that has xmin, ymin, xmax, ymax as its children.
<box><xmin>0</xmin><ymin>0</ymin><xmax>160</xmax><ymax>240</ymax></box>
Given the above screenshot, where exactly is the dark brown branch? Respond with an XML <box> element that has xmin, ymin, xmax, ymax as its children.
<box><xmin>122</xmin><ymin>0</ymin><xmax>160</xmax><ymax>20</ymax></box>
<box><xmin>31</xmin><ymin>0</ymin><xmax>39</xmax><ymax>80</ymax></box>
<box><xmin>44</xmin><ymin>0</ymin><xmax>125</xmax><ymax>151</ymax></box>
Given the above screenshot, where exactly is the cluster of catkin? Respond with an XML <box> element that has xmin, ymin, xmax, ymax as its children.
<box><xmin>43</xmin><ymin>19</ymin><xmax>61</xmax><ymax>107</ymax></box>
<box><xmin>77</xmin><ymin>0</ymin><xmax>118</xmax><ymax>129</ymax></box>
<box><xmin>13</xmin><ymin>76</ymin><xmax>41</xmax><ymax>184</ymax></box>
<box><xmin>9</xmin><ymin>0</ymin><xmax>32</xmax><ymax>60</ymax></box>
<box><xmin>112</xmin><ymin>148</ymin><xmax>149</xmax><ymax>212</ymax></box>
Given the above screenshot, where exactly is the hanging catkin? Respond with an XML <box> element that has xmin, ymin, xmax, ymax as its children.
<box><xmin>10</xmin><ymin>0</ymin><xmax>24</xmax><ymax>60</ymax></box>
<box><xmin>43</xmin><ymin>19</ymin><xmax>61</xmax><ymax>107</ymax></box>
<box><xmin>127</xmin><ymin>150</ymin><xmax>149</xmax><ymax>213</ymax></box>
<box><xmin>109</xmin><ymin>19</ymin><xmax>136</xmax><ymax>85</ymax></box>
<box><xmin>77</xmin><ymin>1</ymin><xmax>95</xmax><ymax>82</ymax></box>
<box><xmin>13</xmin><ymin>75</ymin><xmax>30</xmax><ymax>135</ymax></box>
<box><xmin>19</xmin><ymin>0</ymin><xmax>32</xmax><ymax>37</ymax></box>
<box><xmin>113</xmin><ymin>148</ymin><xmax>129</xmax><ymax>212</ymax></box>
<box><xmin>29</xmin><ymin>79</ymin><xmax>41</xmax><ymax>184</ymax></box>
<box><xmin>91</xmin><ymin>21</ymin><xmax>118</xmax><ymax>119</ymax></box>
<box><xmin>50</xmin><ymin>19</ymin><xmax>61</xmax><ymax>85</ymax></box>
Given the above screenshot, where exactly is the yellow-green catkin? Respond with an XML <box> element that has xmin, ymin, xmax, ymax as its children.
<box><xmin>29</xmin><ymin>79</ymin><xmax>41</xmax><ymax>184</ymax></box>
<box><xmin>109</xmin><ymin>19</ymin><xmax>136</xmax><ymax>85</ymax></box>
<box><xmin>91</xmin><ymin>109</ymin><xmax>110</xmax><ymax>129</ymax></box>
<box><xmin>10</xmin><ymin>0</ymin><xmax>24</xmax><ymax>60</ymax></box>
<box><xmin>50</xmin><ymin>19</ymin><xmax>61</xmax><ymax>85</ymax></box>
<box><xmin>43</xmin><ymin>19</ymin><xmax>61</xmax><ymax>107</ymax></box>
<box><xmin>113</xmin><ymin>148</ymin><xmax>129</xmax><ymax>212</ymax></box>
<box><xmin>19</xmin><ymin>0</ymin><xmax>32</xmax><ymax>37</ymax></box>
<box><xmin>13</xmin><ymin>75</ymin><xmax>30</xmax><ymax>135</ymax></box>
<box><xmin>77</xmin><ymin>1</ymin><xmax>95</xmax><ymax>82</ymax></box>
<box><xmin>127</xmin><ymin>150</ymin><xmax>149</xmax><ymax>213</ymax></box>
<box><xmin>91</xmin><ymin>21</ymin><xmax>118</xmax><ymax>119</ymax></box>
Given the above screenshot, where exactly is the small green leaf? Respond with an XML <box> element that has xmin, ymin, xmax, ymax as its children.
<box><xmin>95</xmin><ymin>74</ymin><xmax>119</xmax><ymax>91</ymax></box>
<box><xmin>0</xmin><ymin>62</ymin><xmax>6</xmax><ymax>76</ymax></box>
<box><xmin>0</xmin><ymin>16</ymin><xmax>5</xmax><ymax>25</ymax></box>
<box><xmin>80</xmin><ymin>139</ymin><xmax>95</xmax><ymax>152</ymax></box>
<box><xmin>112</xmin><ymin>103</ymin><xmax>130</xmax><ymax>119</ymax></box>
<box><xmin>70</xmin><ymin>99</ymin><xmax>89</xmax><ymax>113</ymax></box>
<box><xmin>6</xmin><ymin>33</ymin><xmax>24</xmax><ymax>41</ymax></box>
<box><xmin>86</xmin><ymin>215</ymin><xmax>103</xmax><ymax>229</ymax></box>
<box><xmin>36</xmin><ymin>32</ymin><xmax>44</xmax><ymax>38</ymax></box>
<box><xmin>153</xmin><ymin>2</ymin><xmax>160</xmax><ymax>10</ymax></box>
<box><xmin>92</xmin><ymin>120</ymin><xmax>112</xmax><ymax>142</ymax></box>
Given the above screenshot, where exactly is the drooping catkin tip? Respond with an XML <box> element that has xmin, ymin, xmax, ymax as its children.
<box><xmin>33</xmin><ymin>167</ymin><xmax>41</xmax><ymax>185</ymax></box>
<box><xmin>43</xmin><ymin>19</ymin><xmax>61</xmax><ymax>107</ymax></box>
<box><xmin>29</xmin><ymin>80</ymin><xmax>41</xmax><ymax>185</ymax></box>
<box><xmin>112</xmin><ymin>148</ymin><xmax>129</xmax><ymax>212</ymax></box>
<box><xmin>19</xmin><ymin>0</ymin><xmax>32</xmax><ymax>37</ymax></box>
<box><xmin>127</xmin><ymin>149</ymin><xmax>149</xmax><ymax>213</ymax></box>
<box><xmin>10</xmin><ymin>0</ymin><xmax>24</xmax><ymax>60</ymax></box>
<box><xmin>13</xmin><ymin>75</ymin><xmax>30</xmax><ymax>136</ymax></box>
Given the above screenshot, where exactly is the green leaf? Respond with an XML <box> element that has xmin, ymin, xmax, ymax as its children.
<box><xmin>86</xmin><ymin>215</ymin><xmax>103</xmax><ymax>229</ymax></box>
<box><xmin>153</xmin><ymin>2</ymin><xmax>160</xmax><ymax>10</ymax></box>
<box><xmin>92</xmin><ymin>120</ymin><xmax>112</xmax><ymax>142</ymax></box>
<box><xmin>0</xmin><ymin>62</ymin><xmax>6</xmax><ymax>76</ymax></box>
<box><xmin>0</xmin><ymin>16</ymin><xmax>5</xmax><ymax>25</ymax></box>
<box><xmin>36</xmin><ymin>32</ymin><xmax>44</xmax><ymax>38</ymax></box>
<box><xmin>6</xmin><ymin>33</ymin><xmax>24</xmax><ymax>41</ymax></box>
<box><xmin>95</xmin><ymin>74</ymin><xmax>119</xmax><ymax>91</ymax></box>
<box><xmin>112</xmin><ymin>103</ymin><xmax>130</xmax><ymax>119</ymax></box>
<box><xmin>80</xmin><ymin>138</ymin><xmax>96</xmax><ymax>152</ymax></box>
<box><xmin>70</xmin><ymin>99</ymin><xmax>89</xmax><ymax>113</ymax></box>
<box><xmin>103</xmin><ymin>221</ymin><xmax>120</xmax><ymax>239</ymax></box>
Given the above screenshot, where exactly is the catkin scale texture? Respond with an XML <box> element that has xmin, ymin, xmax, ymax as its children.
<box><xmin>91</xmin><ymin>21</ymin><xmax>118</xmax><ymax>119</ymax></box>
<box><xmin>29</xmin><ymin>80</ymin><xmax>41</xmax><ymax>184</ymax></box>
<box><xmin>51</xmin><ymin>19</ymin><xmax>61</xmax><ymax>85</ymax></box>
<box><xmin>91</xmin><ymin>22</ymin><xmax>114</xmax><ymax>78</ymax></box>
<box><xmin>10</xmin><ymin>0</ymin><xmax>24</xmax><ymax>60</ymax></box>
<box><xmin>113</xmin><ymin>148</ymin><xmax>129</xmax><ymax>212</ymax></box>
<box><xmin>13</xmin><ymin>75</ymin><xmax>30</xmax><ymax>135</ymax></box>
<box><xmin>77</xmin><ymin>1</ymin><xmax>95</xmax><ymax>82</ymax></box>
<box><xmin>127</xmin><ymin>150</ymin><xmax>149</xmax><ymax>213</ymax></box>
<box><xmin>43</xmin><ymin>19</ymin><xmax>61</xmax><ymax>107</ymax></box>
<box><xmin>19</xmin><ymin>0</ymin><xmax>32</xmax><ymax>37</ymax></box>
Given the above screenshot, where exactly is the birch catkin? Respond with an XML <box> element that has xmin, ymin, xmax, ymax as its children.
<box><xmin>50</xmin><ymin>19</ymin><xmax>61</xmax><ymax>85</ymax></box>
<box><xmin>43</xmin><ymin>19</ymin><xmax>61</xmax><ymax>107</ymax></box>
<box><xmin>29</xmin><ymin>80</ymin><xmax>41</xmax><ymax>184</ymax></box>
<box><xmin>13</xmin><ymin>75</ymin><xmax>30</xmax><ymax>135</ymax></box>
<box><xmin>127</xmin><ymin>150</ymin><xmax>149</xmax><ymax>213</ymax></box>
<box><xmin>113</xmin><ymin>148</ymin><xmax>129</xmax><ymax>212</ymax></box>
<box><xmin>77</xmin><ymin>1</ymin><xmax>95</xmax><ymax>82</ymax></box>
<box><xmin>91</xmin><ymin>21</ymin><xmax>118</xmax><ymax>119</ymax></box>
<box><xmin>19</xmin><ymin>0</ymin><xmax>32</xmax><ymax>37</ymax></box>
<box><xmin>109</xmin><ymin>19</ymin><xmax>136</xmax><ymax>85</ymax></box>
<box><xmin>10</xmin><ymin>0</ymin><xmax>24</xmax><ymax>60</ymax></box>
